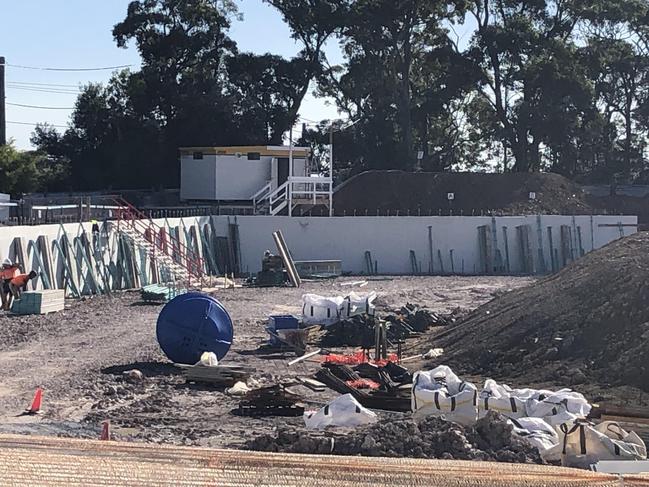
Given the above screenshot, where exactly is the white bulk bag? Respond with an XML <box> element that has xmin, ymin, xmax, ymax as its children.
<box><xmin>412</xmin><ymin>365</ymin><xmax>478</xmax><ymax>425</ymax></box>
<box><xmin>341</xmin><ymin>291</ymin><xmax>377</xmax><ymax>319</ymax></box>
<box><xmin>509</xmin><ymin>416</ymin><xmax>561</xmax><ymax>461</ymax></box>
<box><xmin>525</xmin><ymin>389</ymin><xmax>591</xmax><ymax>426</ymax></box>
<box><xmin>558</xmin><ymin>420</ymin><xmax>647</xmax><ymax>468</ymax></box>
<box><xmin>479</xmin><ymin>379</ymin><xmax>527</xmax><ymax>419</ymax></box>
<box><xmin>302</xmin><ymin>294</ymin><xmax>345</xmax><ymax>326</ymax></box>
<box><xmin>304</xmin><ymin>393</ymin><xmax>378</xmax><ymax>430</ymax></box>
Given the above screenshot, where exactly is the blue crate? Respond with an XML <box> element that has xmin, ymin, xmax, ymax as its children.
<box><xmin>267</xmin><ymin>315</ymin><xmax>299</xmax><ymax>346</ymax></box>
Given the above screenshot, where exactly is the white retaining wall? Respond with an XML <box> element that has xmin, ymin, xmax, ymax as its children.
<box><xmin>207</xmin><ymin>215</ymin><xmax>637</xmax><ymax>275</ymax></box>
<box><xmin>0</xmin><ymin>215</ymin><xmax>637</xmax><ymax>287</ymax></box>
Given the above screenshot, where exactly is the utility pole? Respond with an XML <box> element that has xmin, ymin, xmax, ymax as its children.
<box><xmin>0</xmin><ymin>56</ymin><xmax>6</xmax><ymax>146</ymax></box>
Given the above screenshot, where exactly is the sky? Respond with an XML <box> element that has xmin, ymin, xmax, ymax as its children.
<box><xmin>1</xmin><ymin>0</ymin><xmax>343</xmax><ymax>150</ymax></box>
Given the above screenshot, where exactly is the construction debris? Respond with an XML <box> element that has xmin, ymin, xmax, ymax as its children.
<box><xmin>315</xmin><ymin>362</ymin><xmax>411</xmax><ymax>412</ymax></box>
<box><xmin>236</xmin><ymin>384</ymin><xmax>305</xmax><ymax>417</ymax></box>
<box><xmin>318</xmin><ymin>300</ymin><xmax>459</xmax><ymax>348</ymax></box>
<box><xmin>388</xmin><ymin>303</ymin><xmax>463</xmax><ymax>331</ymax></box>
<box><xmin>177</xmin><ymin>364</ymin><xmax>254</xmax><ymax>386</ymax></box>
<box><xmin>247</xmin><ymin>411</ymin><xmax>544</xmax><ymax>464</ymax></box>
<box><xmin>296</xmin><ymin>377</ymin><xmax>326</xmax><ymax>392</ymax></box>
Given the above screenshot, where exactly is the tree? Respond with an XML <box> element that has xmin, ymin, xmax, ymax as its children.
<box><xmin>467</xmin><ymin>0</ymin><xmax>648</xmax><ymax>174</ymax></box>
<box><xmin>225</xmin><ymin>53</ymin><xmax>316</xmax><ymax>144</ymax></box>
<box><xmin>264</xmin><ymin>0</ymin><xmax>344</xmax><ymax>132</ymax></box>
<box><xmin>112</xmin><ymin>0</ymin><xmax>240</xmax><ymax>184</ymax></box>
<box><xmin>30</xmin><ymin>125</ymin><xmax>72</xmax><ymax>191</ymax></box>
<box><xmin>0</xmin><ymin>142</ymin><xmax>62</xmax><ymax>196</ymax></box>
<box><xmin>302</xmin><ymin>0</ymin><xmax>480</xmax><ymax>174</ymax></box>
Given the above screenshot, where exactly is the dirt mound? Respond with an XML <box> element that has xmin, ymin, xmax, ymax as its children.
<box><xmin>246</xmin><ymin>411</ymin><xmax>543</xmax><ymax>464</ymax></box>
<box><xmin>435</xmin><ymin>232</ymin><xmax>649</xmax><ymax>390</ymax></box>
<box><xmin>333</xmin><ymin>171</ymin><xmax>593</xmax><ymax>216</ymax></box>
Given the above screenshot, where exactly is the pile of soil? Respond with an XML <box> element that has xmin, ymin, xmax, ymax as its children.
<box><xmin>334</xmin><ymin>171</ymin><xmax>594</xmax><ymax>216</ymax></box>
<box><xmin>246</xmin><ymin>411</ymin><xmax>543</xmax><ymax>464</ymax></box>
<box><xmin>435</xmin><ymin>232</ymin><xmax>649</xmax><ymax>391</ymax></box>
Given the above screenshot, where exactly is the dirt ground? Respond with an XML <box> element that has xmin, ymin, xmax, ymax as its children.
<box><xmin>0</xmin><ymin>276</ymin><xmax>533</xmax><ymax>447</ymax></box>
<box><xmin>430</xmin><ymin>232</ymin><xmax>649</xmax><ymax>404</ymax></box>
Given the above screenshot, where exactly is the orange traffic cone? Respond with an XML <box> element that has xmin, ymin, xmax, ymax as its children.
<box><xmin>100</xmin><ymin>420</ymin><xmax>111</xmax><ymax>441</ymax></box>
<box><xmin>24</xmin><ymin>388</ymin><xmax>43</xmax><ymax>415</ymax></box>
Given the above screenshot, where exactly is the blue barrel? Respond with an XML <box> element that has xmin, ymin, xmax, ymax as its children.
<box><xmin>156</xmin><ymin>292</ymin><xmax>233</xmax><ymax>364</ymax></box>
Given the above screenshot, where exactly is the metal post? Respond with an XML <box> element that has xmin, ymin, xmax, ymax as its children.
<box><xmin>288</xmin><ymin>126</ymin><xmax>293</xmax><ymax>217</ymax></box>
<box><xmin>329</xmin><ymin>124</ymin><xmax>334</xmax><ymax>217</ymax></box>
<box><xmin>0</xmin><ymin>56</ymin><xmax>5</xmax><ymax>146</ymax></box>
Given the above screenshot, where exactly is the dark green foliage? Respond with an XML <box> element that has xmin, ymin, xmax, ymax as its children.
<box><xmin>25</xmin><ymin>0</ymin><xmax>649</xmax><ymax>190</ymax></box>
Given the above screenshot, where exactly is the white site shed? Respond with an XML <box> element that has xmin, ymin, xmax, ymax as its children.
<box><xmin>180</xmin><ymin>146</ymin><xmax>311</xmax><ymax>202</ymax></box>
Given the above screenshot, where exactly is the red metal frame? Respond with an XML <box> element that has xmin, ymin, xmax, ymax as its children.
<box><xmin>113</xmin><ymin>197</ymin><xmax>204</xmax><ymax>287</ymax></box>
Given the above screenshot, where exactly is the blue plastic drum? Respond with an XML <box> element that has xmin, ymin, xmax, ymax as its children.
<box><xmin>156</xmin><ymin>292</ymin><xmax>234</xmax><ymax>364</ymax></box>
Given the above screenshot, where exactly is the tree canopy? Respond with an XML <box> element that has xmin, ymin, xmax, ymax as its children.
<box><xmin>19</xmin><ymin>0</ymin><xmax>649</xmax><ymax>190</ymax></box>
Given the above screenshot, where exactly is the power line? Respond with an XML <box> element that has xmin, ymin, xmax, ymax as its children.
<box><xmin>7</xmin><ymin>120</ymin><xmax>68</xmax><ymax>128</ymax></box>
<box><xmin>7</xmin><ymin>81</ymin><xmax>81</xmax><ymax>88</ymax></box>
<box><xmin>2</xmin><ymin>62</ymin><xmax>133</xmax><ymax>72</ymax></box>
<box><xmin>7</xmin><ymin>102</ymin><xmax>75</xmax><ymax>110</ymax></box>
<box><xmin>7</xmin><ymin>86</ymin><xmax>80</xmax><ymax>95</ymax></box>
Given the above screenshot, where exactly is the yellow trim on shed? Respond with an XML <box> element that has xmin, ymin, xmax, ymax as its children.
<box><xmin>179</xmin><ymin>146</ymin><xmax>310</xmax><ymax>158</ymax></box>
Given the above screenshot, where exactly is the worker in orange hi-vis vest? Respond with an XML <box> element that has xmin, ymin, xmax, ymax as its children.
<box><xmin>0</xmin><ymin>259</ymin><xmax>20</xmax><ymax>311</ymax></box>
<box><xmin>9</xmin><ymin>271</ymin><xmax>38</xmax><ymax>302</ymax></box>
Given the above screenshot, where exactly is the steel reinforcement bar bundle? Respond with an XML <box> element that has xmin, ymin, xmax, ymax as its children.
<box><xmin>0</xmin><ymin>434</ymin><xmax>647</xmax><ymax>486</ymax></box>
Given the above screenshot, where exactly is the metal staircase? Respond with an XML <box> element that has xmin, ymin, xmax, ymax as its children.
<box><xmin>251</xmin><ymin>177</ymin><xmax>333</xmax><ymax>216</ymax></box>
<box><xmin>113</xmin><ymin>197</ymin><xmax>205</xmax><ymax>288</ymax></box>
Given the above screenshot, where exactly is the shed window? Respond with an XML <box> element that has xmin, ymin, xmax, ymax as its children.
<box><xmin>247</xmin><ymin>152</ymin><xmax>261</xmax><ymax>160</ymax></box>
<box><xmin>193</xmin><ymin>152</ymin><xmax>204</xmax><ymax>160</ymax></box>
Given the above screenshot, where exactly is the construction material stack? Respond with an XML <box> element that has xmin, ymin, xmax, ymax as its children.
<box><xmin>11</xmin><ymin>290</ymin><xmax>65</xmax><ymax>315</ymax></box>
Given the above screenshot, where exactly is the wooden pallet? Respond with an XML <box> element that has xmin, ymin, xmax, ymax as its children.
<box><xmin>176</xmin><ymin>364</ymin><xmax>254</xmax><ymax>385</ymax></box>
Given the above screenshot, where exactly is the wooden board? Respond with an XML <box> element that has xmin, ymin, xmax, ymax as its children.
<box><xmin>297</xmin><ymin>377</ymin><xmax>326</xmax><ymax>392</ymax></box>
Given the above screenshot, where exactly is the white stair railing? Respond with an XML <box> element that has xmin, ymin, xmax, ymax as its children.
<box><xmin>250</xmin><ymin>177</ymin><xmax>333</xmax><ymax>216</ymax></box>
<box><xmin>251</xmin><ymin>181</ymin><xmax>272</xmax><ymax>214</ymax></box>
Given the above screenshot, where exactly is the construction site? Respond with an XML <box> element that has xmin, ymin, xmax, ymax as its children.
<box><xmin>0</xmin><ymin>168</ymin><xmax>646</xmax><ymax>485</ymax></box>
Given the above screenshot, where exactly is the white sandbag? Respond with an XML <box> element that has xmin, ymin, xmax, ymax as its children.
<box><xmin>304</xmin><ymin>393</ymin><xmax>378</xmax><ymax>430</ymax></box>
<box><xmin>341</xmin><ymin>291</ymin><xmax>377</xmax><ymax>319</ymax></box>
<box><xmin>509</xmin><ymin>417</ymin><xmax>561</xmax><ymax>462</ymax></box>
<box><xmin>226</xmin><ymin>381</ymin><xmax>250</xmax><ymax>396</ymax></box>
<box><xmin>524</xmin><ymin>389</ymin><xmax>591</xmax><ymax>426</ymax></box>
<box><xmin>478</xmin><ymin>379</ymin><xmax>591</xmax><ymax>426</ymax></box>
<box><xmin>302</xmin><ymin>294</ymin><xmax>345</xmax><ymax>326</ymax></box>
<box><xmin>558</xmin><ymin>420</ymin><xmax>647</xmax><ymax>469</ymax></box>
<box><xmin>197</xmin><ymin>351</ymin><xmax>218</xmax><ymax>366</ymax></box>
<box><xmin>479</xmin><ymin>379</ymin><xmax>527</xmax><ymax>419</ymax></box>
<box><xmin>411</xmin><ymin>365</ymin><xmax>478</xmax><ymax>425</ymax></box>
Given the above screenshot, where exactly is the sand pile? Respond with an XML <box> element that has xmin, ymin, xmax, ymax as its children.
<box><xmin>246</xmin><ymin>412</ymin><xmax>543</xmax><ymax>463</ymax></box>
<box><xmin>436</xmin><ymin>232</ymin><xmax>649</xmax><ymax>390</ymax></box>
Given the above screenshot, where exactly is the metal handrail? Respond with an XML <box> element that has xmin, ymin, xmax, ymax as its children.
<box><xmin>113</xmin><ymin>197</ymin><xmax>204</xmax><ymax>285</ymax></box>
<box><xmin>286</xmin><ymin>176</ymin><xmax>332</xmax><ymax>183</ymax></box>
<box><xmin>251</xmin><ymin>181</ymin><xmax>272</xmax><ymax>201</ymax></box>
<box><xmin>269</xmin><ymin>181</ymin><xmax>289</xmax><ymax>205</ymax></box>
<box><xmin>252</xmin><ymin>181</ymin><xmax>273</xmax><ymax>214</ymax></box>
